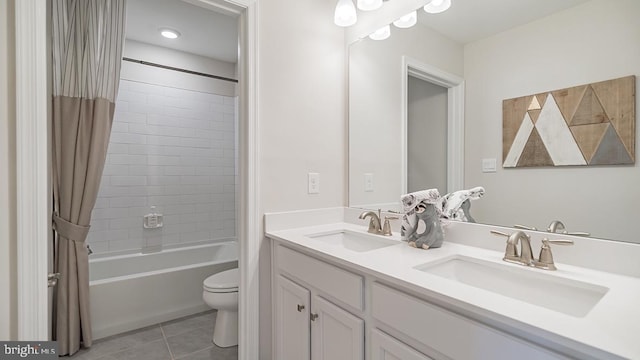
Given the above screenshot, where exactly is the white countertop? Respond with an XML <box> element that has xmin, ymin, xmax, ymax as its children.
<box><xmin>266</xmin><ymin>217</ymin><xmax>640</xmax><ymax>360</ymax></box>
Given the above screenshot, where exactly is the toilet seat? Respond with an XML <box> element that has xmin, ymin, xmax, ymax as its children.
<box><xmin>203</xmin><ymin>268</ymin><xmax>239</xmax><ymax>293</ymax></box>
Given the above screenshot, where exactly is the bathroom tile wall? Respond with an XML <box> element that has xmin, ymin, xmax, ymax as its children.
<box><xmin>87</xmin><ymin>79</ymin><xmax>237</xmax><ymax>254</ymax></box>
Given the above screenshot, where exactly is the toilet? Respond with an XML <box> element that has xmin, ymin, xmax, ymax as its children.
<box><xmin>202</xmin><ymin>268</ymin><xmax>239</xmax><ymax>347</ymax></box>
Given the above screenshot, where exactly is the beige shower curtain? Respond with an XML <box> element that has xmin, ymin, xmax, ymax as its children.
<box><xmin>51</xmin><ymin>0</ymin><xmax>126</xmax><ymax>355</ymax></box>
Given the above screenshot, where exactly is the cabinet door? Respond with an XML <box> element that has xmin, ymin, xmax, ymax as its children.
<box><xmin>311</xmin><ymin>295</ymin><xmax>364</xmax><ymax>360</ymax></box>
<box><xmin>275</xmin><ymin>275</ymin><xmax>311</xmax><ymax>360</ymax></box>
<box><xmin>371</xmin><ymin>329</ymin><xmax>434</xmax><ymax>360</ymax></box>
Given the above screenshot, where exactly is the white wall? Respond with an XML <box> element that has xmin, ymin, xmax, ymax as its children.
<box><xmin>349</xmin><ymin>22</ymin><xmax>463</xmax><ymax>207</ymax></box>
<box><xmin>407</xmin><ymin>77</ymin><xmax>448</xmax><ymax>193</ymax></box>
<box><xmin>87</xmin><ymin>78</ymin><xmax>237</xmax><ymax>254</ymax></box>
<box><xmin>464</xmin><ymin>0</ymin><xmax>640</xmax><ymax>242</ymax></box>
<box><xmin>122</xmin><ymin>40</ymin><xmax>237</xmax><ymax>96</ymax></box>
<box><xmin>258</xmin><ymin>0</ymin><xmax>347</xmax><ymax>358</ymax></box>
<box><xmin>0</xmin><ymin>0</ymin><xmax>17</xmax><ymax>340</ymax></box>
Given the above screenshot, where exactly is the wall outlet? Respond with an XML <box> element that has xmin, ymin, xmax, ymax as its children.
<box><xmin>482</xmin><ymin>158</ymin><xmax>497</xmax><ymax>173</ymax></box>
<box><xmin>364</xmin><ymin>173</ymin><xmax>374</xmax><ymax>192</ymax></box>
<box><xmin>308</xmin><ymin>173</ymin><xmax>320</xmax><ymax>194</ymax></box>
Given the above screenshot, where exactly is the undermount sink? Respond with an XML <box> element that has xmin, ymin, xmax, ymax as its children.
<box><xmin>306</xmin><ymin>230</ymin><xmax>399</xmax><ymax>252</ymax></box>
<box><xmin>415</xmin><ymin>255</ymin><xmax>608</xmax><ymax>317</ymax></box>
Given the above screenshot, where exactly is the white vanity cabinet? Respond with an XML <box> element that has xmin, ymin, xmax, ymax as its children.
<box><xmin>371</xmin><ymin>282</ymin><xmax>570</xmax><ymax>360</ymax></box>
<box><xmin>371</xmin><ymin>329</ymin><xmax>434</xmax><ymax>360</ymax></box>
<box><xmin>273</xmin><ymin>244</ymin><xmax>365</xmax><ymax>360</ymax></box>
<box><xmin>271</xmin><ymin>240</ymin><xmax>574</xmax><ymax>360</ymax></box>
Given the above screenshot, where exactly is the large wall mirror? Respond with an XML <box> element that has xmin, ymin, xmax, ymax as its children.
<box><xmin>348</xmin><ymin>0</ymin><xmax>640</xmax><ymax>244</ymax></box>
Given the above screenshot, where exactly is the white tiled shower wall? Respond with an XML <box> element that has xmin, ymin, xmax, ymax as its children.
<box><xmin>87</xmin><ymin>79</ymin><xmax>237</xmax><ymax>254</ymax></box>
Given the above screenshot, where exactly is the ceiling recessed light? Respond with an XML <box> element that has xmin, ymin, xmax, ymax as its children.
<box><xmin>159</xmin><ymin>28</ymin><xmax>181</xmax><ymax>39</ymax></box>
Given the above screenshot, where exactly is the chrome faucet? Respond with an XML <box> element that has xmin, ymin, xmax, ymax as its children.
<box><xmin>359</xmin><ymin>209</ymin><xmax>383</xmax><ymax>234</ymax></box>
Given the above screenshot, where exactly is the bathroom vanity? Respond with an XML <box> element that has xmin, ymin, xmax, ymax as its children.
<box><xmin>266</xmin><ymin>208</ymin><xmax>640</xmax><ymax>360</ymax></box>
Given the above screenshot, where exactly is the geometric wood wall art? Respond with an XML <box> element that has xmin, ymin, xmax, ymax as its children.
<box><xmin>503</xmin><ymin>75</ymin><xmax>636</xmax><ymax>167</ymax></box>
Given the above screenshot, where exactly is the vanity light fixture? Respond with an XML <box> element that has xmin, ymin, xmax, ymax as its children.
<box><xmin>357</xmin><ymin>0</ymin><xmax>382</xmax><ymax>11</ymax></box>
<box><xmin>393</xmin><ymin>10</ymin><xmax>417</xmax><ymax>28</ymax></box>
<box><xmin>424</xmin><ymin>0</ymin><xmax>451</xmax><ymax>14</ymax></box>
<box><xmin>159</xmin><ymin>28</ymin><xmax>181</xmax><ymax>39</ymax></box>
<box><xmin>369</xmin><ymin>24</ymin><xmax>391</xmax><ymax>40</ymax></box>
<box><xmin>334</xmin><ymin>0</ymin><xmax>358</xmax><ymax>27</ymax></box>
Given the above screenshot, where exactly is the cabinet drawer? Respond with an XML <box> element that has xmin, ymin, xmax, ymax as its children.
<box><xmin>372</xmin><ymin>282</ymin><xmax>568</xmax><ymax>360</ymax></box>
<box><xmin>277</xmin><ymin>245</ymin><xmax>364</xmax><ymax>310</ymax></box>
<box><xmin>371</xmin><ymin>329</ymin><xmax>433</xmax><ymax>360</ymax></box>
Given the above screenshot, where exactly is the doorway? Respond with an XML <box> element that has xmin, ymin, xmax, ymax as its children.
<box><xmin>407</xmin><ymin>76</ymin><xmax>448</xmax><ymax>194</ymax></box>
<box><xmin>14</xmin><ymin>0</ymin><xmax>259</xmax><ymax>359</ymax></box>
<box><xmin>401</xmin><ymin>56</ymin><xmax>465</xmax><ymax>195</ymax></box>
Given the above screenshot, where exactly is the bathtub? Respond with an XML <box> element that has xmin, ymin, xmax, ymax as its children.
<box><xmin>89</xmin><ymin>241</ymin><xmax>238</xmax><ymax>339</ymax></box>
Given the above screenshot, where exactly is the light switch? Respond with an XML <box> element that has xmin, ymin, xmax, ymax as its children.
<box><xmin>482</xmin><ymin>158</ymin><xmax>497</xmax><ymax>173</ymax></box>
<box><xmin>364</xmin><ymin>173</ymin><xmax>374</xmax><ymax>192</ymax></box>
<box><xmin>308</xmin><ymin>173</ymin><xmax>320</xmax><ymax>194</ymax></box>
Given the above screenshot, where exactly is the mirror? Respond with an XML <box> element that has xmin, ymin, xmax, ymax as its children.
<box><xmin>348</xmin><ymin>0</ymin><xmax>640</xmax><ymax>244</ymax></box>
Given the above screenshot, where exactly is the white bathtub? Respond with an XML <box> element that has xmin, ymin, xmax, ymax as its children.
<box><xmin>89</xmin><ymin>241</ymin><xmax>238</xmax><ymax>339</ymax></box>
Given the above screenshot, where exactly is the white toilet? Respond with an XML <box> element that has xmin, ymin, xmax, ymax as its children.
<box><xmin>202</xmin><ymin>268</ymin><xmax>239</xmax><ymax>347</ymax></box>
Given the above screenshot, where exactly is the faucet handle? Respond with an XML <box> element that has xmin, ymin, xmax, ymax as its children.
<box><xmin>382</xmin><ymin>216</ymin><xmax>398</xmax><ymax>236</ymax></box>
<box><xmin>514</xmin><ymin>224</ymin><xmax>538</xmax><ymax>231</ymax></box>
<box><xmin>535</xmin><ymin>238</ymin><xmax>574</xmax><ymax>270</ymax></box>
<box><xmin>565</xmin><ymin>231</ymin><xmax>591</xmax><ymax>237</ymax></box>
<box><xmin>490</xmin><ymin>230</ymin><xmax>509</xmax><ymax>237</ymax></box>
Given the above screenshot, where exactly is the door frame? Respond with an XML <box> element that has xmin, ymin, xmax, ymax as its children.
<box><xmin>15</xmin><ymin>1</ymin><xmax>261</xmax><ymax>359</ymax></box>
<box><xmin>401</xmin><ymin>56</ymin><xmax>465</xmax><ymax>193</ymax></box>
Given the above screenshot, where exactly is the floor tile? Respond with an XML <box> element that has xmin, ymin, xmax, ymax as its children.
<box><xmin>68</xmin><ymin>311</ymin><xmax>232</xmax><ymax>360</ymax></box>
<box><xmin>176</xmin><ymin>345</ymin><xmax>238</xmax><ymax>360</ymax></box>
<box><xmin>161</xmin><ymin>311</ymin><xmax>216</xmax><ymax>338</ymax></box>
<box><xmin>107</xmin><ymin>339</ymin><xmax>172</xmax><ymax>360</ymax></box>
<box><xmin>166</xmin><ymin>328</ymin><xmax>216</xmax><ymax>359</ymax></box>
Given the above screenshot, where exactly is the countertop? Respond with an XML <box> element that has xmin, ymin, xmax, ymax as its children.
<box><xmin>266</xmin><ymin>220</ymin><xmax>640</xmax><ymax>360</ymax></box>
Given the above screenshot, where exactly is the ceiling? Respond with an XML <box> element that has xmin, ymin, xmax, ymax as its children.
<box><xmin>417</xmin><ymin>0</ymin><xmax>590</xmax><ymax>44</ymax></box>
<box><xmin>125</xmin><ymin>0</ymin><xmax>590</xmax><ymax>63</ymax></box>
<box><xmin>126</xmin><ymin>0</ymin><xmax>238</xmax><ymax>63</ymax></box>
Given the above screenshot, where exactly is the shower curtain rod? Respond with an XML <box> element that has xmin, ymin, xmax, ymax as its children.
<box><xmin>122</xmin><ymin>57</ymin><xmax>239</xmax><ymax>83</ymax></box>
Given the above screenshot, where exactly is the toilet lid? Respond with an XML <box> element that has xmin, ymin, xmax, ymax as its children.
<box><xmin>204</xmin><ymin>268</ymin><xmax>239</xmax><ymax>292</ymax></box>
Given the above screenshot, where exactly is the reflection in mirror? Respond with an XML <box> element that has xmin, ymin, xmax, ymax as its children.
<box><xmin>348</xmin><ymin>0</ymin><xmax>640</xmax><ymax>243</ymax></box>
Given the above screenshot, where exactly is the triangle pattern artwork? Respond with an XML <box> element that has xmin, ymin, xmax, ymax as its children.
<box><xmin>502</xmin><ymin>76</ymin><xmax>635</xmax><ymax>167</ymax></box>
<box><xmin>570</xmin><ymin>86</ymin><xmax>610</xmax><ymax>126</ymax></box>
<box><xmin>589</xmin><ymin>125</ymin><xmax>634</xmax><ymax>165</ymax></box>
<box><xmin>516</xmin><ymin>128</ymin><xmax>554</xmax><ymax>167</ymax></box>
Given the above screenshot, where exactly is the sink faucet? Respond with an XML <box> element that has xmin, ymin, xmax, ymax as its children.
<box><xmin>547</xmin><ymin>220</ymin><xmax>566</xmax><ymax>233</ymax></box>
<box><xmin>547</xmin><ymin>220</ymin><xmax>590</xmax><ymax>237</ymax></box>
<box><xmin>516</xmin><ymin>221</ymin><xmax>590</xmax><ymax>237</ymax></box>
<box><xmin>359</xmin><ymin>209</ymin><xmax>382</xmax><ymax>234</ymax></box>
<box><xmin>491</xmin><ymin>230</ymin><xmax>574</xmax><ymax>270</ymax></box>
<box><xmin>492</xmin><ymin>230</ymin><xmax>533</xmax><ymax>265</ymax></box>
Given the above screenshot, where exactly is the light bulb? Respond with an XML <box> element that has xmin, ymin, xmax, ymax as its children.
<box><xmin>159</xmin><ymin>28</ymin><xmax>180</xmax><ymax>39</ymax></box>
<box><xmin>334</xmin><ymin>0</ymin><xmax>357</xmax><ymax>27</ymax></box>
<box><xmin>393</xmin><ymin>11</ymin><xmax>417</xmax><ymax>29</ymax></box>
<box><xmin>424</xmin><ymin>0</ymin><xmax>451</xmax><ymax>14</ymax></box>
<box><xmin>357</xmin><ymin>0</ymin><xmax>382</xmax><ymax>11</ymax></box>
<box><xmin>369</xmin><ymin>25</ymin><xmax>390</xmax><ymax>41</ymax></box>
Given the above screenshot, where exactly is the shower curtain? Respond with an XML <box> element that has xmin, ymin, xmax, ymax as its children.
<box><xmin>51</xmin><ymin>0</ymin><xmax>126</xmax><ymax>355</ymax></box>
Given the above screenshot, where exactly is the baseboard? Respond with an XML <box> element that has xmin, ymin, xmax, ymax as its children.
<box><xmin>92</xmin><ymin>304</ymin><xmax>211</xmax><ymax>340</ymax></box>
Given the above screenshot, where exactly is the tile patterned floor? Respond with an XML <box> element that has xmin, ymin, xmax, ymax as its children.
<box><xmin>69</xmin><ymin>311</ymin><xmax>237</xmax><ymax>360</ymax></box>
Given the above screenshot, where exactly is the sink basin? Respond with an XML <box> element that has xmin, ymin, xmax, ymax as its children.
<box><xmin>306</xmin><ymin>230</ymin><xmax>399</xmax><ymax>252</ymax></box>
<box><xmin>415</xmin><ymin>255</ymin><xmax>608</xmax><ymax>317</ymax></box>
